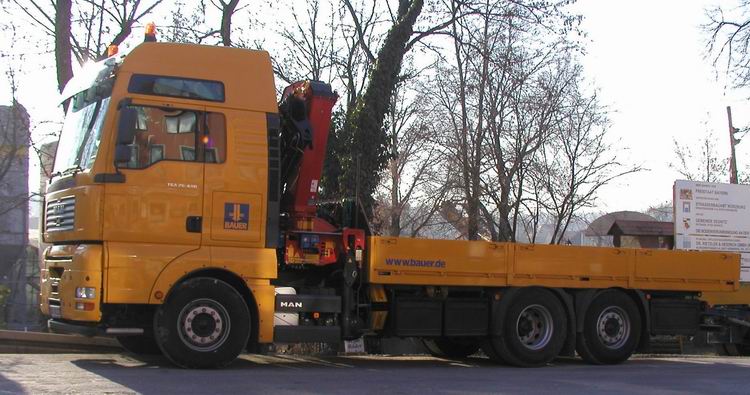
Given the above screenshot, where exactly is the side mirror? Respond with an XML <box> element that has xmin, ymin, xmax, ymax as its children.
<box><xmin>114</xmin><ymin>107</ymin><xmax>136</xmax><ymax>167</ymax></box>
<box><xmin>117</xmin><ymin>107</ymin><xmax>137</xmax><ymax>145</ymax></box>
<box><xmin>114</xmin><ymin>145</ymin><xmax>131</xmax><ymax>164</ymax></box>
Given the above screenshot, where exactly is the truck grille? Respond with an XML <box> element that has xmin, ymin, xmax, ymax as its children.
<box><xmin>45</xmin><ymin>196</ymin><xmax>75</xmax><ymax>232</ymax></box>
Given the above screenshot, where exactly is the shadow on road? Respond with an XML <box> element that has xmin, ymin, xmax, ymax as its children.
<box><xmin>0</xmin><ymin>373</ymin><xmax>25</xmax><ymax>394</ymax></box>
<box><xmin>66</xmin><ymin>353</ymin><xmax>750</xmax><ymax>394</ymax></box>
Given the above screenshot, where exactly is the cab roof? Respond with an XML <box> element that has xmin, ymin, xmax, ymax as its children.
<box><xmin>118</xmin><ymin>42</ymin><xmax>278</xmax><ymax>113</ymax></box>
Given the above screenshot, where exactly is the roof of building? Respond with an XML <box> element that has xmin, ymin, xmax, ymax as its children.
<box><xmin>607</xmin><ymin>220</ymin><xmax>674</xmax><ymax>236</ymax></box>
<box><xmin>585</xmin><ymin>211</ymin><xmax>657</xmax><ymax>237</ymax></box>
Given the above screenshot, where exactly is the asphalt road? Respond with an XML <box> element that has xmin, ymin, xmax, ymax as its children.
<box><xmin>1</xmin><ymin>353</ymin><xmax>749</xmax><ymax>394</ymax></box>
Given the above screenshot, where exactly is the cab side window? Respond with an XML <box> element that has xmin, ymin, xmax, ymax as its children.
<box><xmin>120</xmin><ymin>106</ymin><xmax>227</xmax><ymax>168</ymax></box>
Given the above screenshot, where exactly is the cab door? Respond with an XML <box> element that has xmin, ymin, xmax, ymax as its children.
<box><xmin>103</xmin><ymin>99</ymin><xmax>206</xmax><ymax>303</ymax></box>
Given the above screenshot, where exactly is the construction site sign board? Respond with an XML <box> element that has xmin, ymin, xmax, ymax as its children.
<box><xmin>673</xmin><ymin>180</ymin><xmax>750</xmax><ymax>282</ymax></box>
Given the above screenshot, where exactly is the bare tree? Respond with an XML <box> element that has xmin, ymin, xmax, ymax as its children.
<box><xmin>273</xmin><ymin>0</ymin><xmax>338</xmax><ymax>85</ymax></box>
<box><xmin>670</xmin><ymin>126</ymin><xmax>729</xmax><ymax>183</ymax></box>
<box><xmin>55</xmin><ymin>0</ymin><xmax>74</xmax><ymax>94</ymax></box>
<box><xmin>216</xmin><ymin>0</ymin><xmax>240</xmax><ymax>46</ymax></box>
<box><xmin>284</xmin><ymin>0</ymin><xmax>464</xmax><ymax>210</ymax></box>
<box><xmin>645</xmin><ymin>201</ymin><xmax>673</xmax><ymax>222</ymax></box>
<box><xmin>12</xmin><ymin>0</ymin><xmax>163</xmax><ymax>92</ymax></box>
<box><xmin>317</xmin><ymin>1</ymin><xmax>382</xmax><ymax>200</ymax></box>
<box><xmin>339</xmin><ymin>0</ymin><xmax>427</xmax><ymax>216</ymax></box>
<box><xmin>420</xmin><ymin>0</ymin><xmax>633</xmax><ymax>245</ymax></box>
<box><xmin>376</xmin><ymin>83</ymin><xmax>452</xmax><ymax>237</ymax></box>
<box><xmin>482</xmin><ymin>18</ymin><xmax>570</xmax><ymax>242</ymax></box>
<box><xmin>537</xmin><ymin>82</ymin><xmax>642</xmax><ymax>245</ymax></box>
<box><xmin>428</xmin><ymin>1</ymin><xmax>571</xmax><ymax>241</ymax></box>
<box><xmin>83</xmin><ymin>0</ymin><xmax>163</xmax><ymax>59</ymax></box>
<box><xmin>167</xmin><ymin>1</ymin><xmax>212</xmax><ymax>43</ymax></box>
<box><xmin>335</xmin><ymin>1</ymin><xmax>378</xmax><ymax>114</ymax></box>
<box><xmin>705</xmin><ymin>2</ymin><xmax>750</xmax><ymax>88</ymax></box>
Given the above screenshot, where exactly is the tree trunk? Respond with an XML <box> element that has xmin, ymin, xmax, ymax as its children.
<box><xmin>220</xmin><ymin>0</ymin><xmax>240</xmax><ymax>46</ymax></box>
<box><xmin>389</xmin><ymin>132</ymin><xmax>401</xmax><ymax>236</ymax></box>
<box><xmin>343</xmin><ymin>0</ymin><xmax>424</xmax><ymax>215</ymax></box>
<box><xmin>54</xmin><ymin>0</ymin><xmax>73</xmax><ymax>95</ymax></box>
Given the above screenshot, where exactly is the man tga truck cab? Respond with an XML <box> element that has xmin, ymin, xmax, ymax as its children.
<box><xmin>41</xmin><ymin>38</ymin><xmax>319</xmax><ymax>366</ymax></box>
<box><xmin>42</xmin><ymin>33</ymin><xmax>750</xmax><ymax>369</ymax></box>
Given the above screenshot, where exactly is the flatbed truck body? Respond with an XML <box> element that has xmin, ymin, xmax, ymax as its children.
<box><xmin>40</xmin><ymin>38</ymin><xmax>750</xmax><ymax>368</ymax></box>
<box><xmin>369</xmin><ymin>237</ymin><xmax>738</xmax><ymax>291</ymax></box>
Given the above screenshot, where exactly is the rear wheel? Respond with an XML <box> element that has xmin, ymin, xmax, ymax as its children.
<box><xmin>423</xmin><ymin>338</ymin><xmax>480</xmax><ymax>359</ymax></box>
<box><xmin>154</xmin><ymin>277</ymin><xmax>250</xmax><ymax>368</ymax></box>
<box><xmin>484</xmin><ymin>288</ymin><xmax>567</xmax><ymax>367</ymax></box>
<box><xmin>576</xmin><ymin>289</ymin><xmax>641</xmax><ymax>365</ymax></box>
<box><xmin>716</xmin><ymin>342</ymin><xmax>750</xmax><ymax>356</ymax></box>
<box><xmin>117</xmin><ymin>334</ymin><xmax>161</xmax><ymax>355</ymax></box>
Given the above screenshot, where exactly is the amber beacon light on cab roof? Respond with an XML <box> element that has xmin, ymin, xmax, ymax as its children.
<box><xmin>40</xmin><ymin>27</ymin><xmax>750</xmax><ymax>368</ymax></box>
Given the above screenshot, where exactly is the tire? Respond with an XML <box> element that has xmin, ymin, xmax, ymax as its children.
<box><xmin>716</xmin><ymin>343</ymin><xmax>750</xmax><ymax>356</ymax></box>
<box><xmin>154</xmin><ymin>277</ymin><xmax>251</xmax><ymax>368</ymax></box>
<box><xmin>423</xmin><ymin>338</ymin><xmax>481</xmax><ymax>359</ymax></box>
<box><xmin>576</xmin><ymin>289</ymin><xmax>641</xmax><ymax>365</ymax></box>
<box><xmin>117</xmin><ymin>334</ymin><xmax>162</xmax><ymax>355</ymax></box>
<box><xmin>715</xmin><ymin>343</ymin><xmax>736</xmax><ymax>356</ymax></box>
<box><xmin>485</xmin><ymin>288</ymin><xmax>567</xmax><ymax>367</ymax></box>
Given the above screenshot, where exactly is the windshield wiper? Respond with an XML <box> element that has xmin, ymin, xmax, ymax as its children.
<box><xmin>62</xmin><ymin>165</ymin><xmax>83</xmax><ymax>176</ymax></box>
<box><xmin>48</xmin><ymin>165</ymin><xmax>81</xmax><ymax>181</ymax></box>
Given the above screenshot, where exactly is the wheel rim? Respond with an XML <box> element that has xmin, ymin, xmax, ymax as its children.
<box><xmin>596</xmin><ymin>306</ymin><xmax>630</xmax><ymax>350</ymax></box>
<box><xmin>516</xmin><ymin>304</ymin><xmax>554</xmax><ymax>351</ymax></box>
<box><xmin>177</xmin><ymin>298</ymin><xmax>231</xmax><ymax>352</ymax></box>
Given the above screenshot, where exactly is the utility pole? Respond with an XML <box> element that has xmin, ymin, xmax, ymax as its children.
<box><xmin>727</xmin><ymin>106</ymin><xmax>740</xmax><ymax>184</ymax></box>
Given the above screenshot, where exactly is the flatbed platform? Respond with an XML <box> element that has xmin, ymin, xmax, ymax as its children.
<box><xmin>368</xmin><ymin>237</ymin><xmax>740</xmax><ymax>293</ymax></box>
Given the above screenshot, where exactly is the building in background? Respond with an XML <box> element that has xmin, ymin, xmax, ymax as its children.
<box><xmin>0</xmin><ymin>103</ymin><xmax>34</xmax><ymax>329</ymax></box>
<box><xmin>583</xmin><ymin>211</ymin><xmax>658</xmax><ymax>247</ymax></box>
<box><xmin>608</xmin><ymin>220</ymin><xmax>674</xmax><ymax>249</ymax></box>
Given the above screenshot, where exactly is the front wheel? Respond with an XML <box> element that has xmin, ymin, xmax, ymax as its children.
<box><xmin>154</xmin><ymin>277</ymin><xmax>251</xmax><ymax>368</ymax></box>
<box><xmin>576</xmin><ymin>289</ymin><xmax>641</xmax><ymax>365</ymax></box>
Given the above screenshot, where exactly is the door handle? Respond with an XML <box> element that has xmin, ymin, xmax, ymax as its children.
<box><xmin>186</xmin><ymin>216</ymin><xmax>202</xmax><ymax>233</ymax></box>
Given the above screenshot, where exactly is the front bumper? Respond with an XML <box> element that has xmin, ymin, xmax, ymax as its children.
<box><xmin>40</xmin><ymin>244</ymin><xmax>103</xmax><ymax>322</ymax></box>
<box><xmin>48</xmin><ymin>319</ymin><xmax>101</xmax><ymax>337</ymax></box>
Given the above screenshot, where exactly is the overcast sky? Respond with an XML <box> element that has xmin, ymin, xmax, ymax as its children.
<box><xmin>572</xmin><ymin>0</ymin><xmax>750</xmax><ymax>213</ymax></box>
<box><xmin>1</xmin><ymin>0</ymin><xmax>748</xmax><ymax>216</ymax></box>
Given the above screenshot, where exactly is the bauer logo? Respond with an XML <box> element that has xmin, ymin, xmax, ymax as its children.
<box><xmin>224</xmin><ymin>203</ymin><xmax>249</xmax><ymax>230</ymax></box>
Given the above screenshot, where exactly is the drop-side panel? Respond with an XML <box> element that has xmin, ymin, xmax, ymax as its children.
<box><xmin>367</xmin><ymin>237</ymin><xmax>739</xmax><ymax>293</ymax></box>
<box><xmin>633</xmin><ymin>249</ymin><xmax>739</xmax><ymax>291</ymax></box>
<box><xmin>367</xmin><ymin>237</ymin><xmax>509</xmax><ymax>286</ymax></box>
<box><xmin>511</xmin><ymin>243</ymin><xmax>631</xmax><ymax>289</ymax></box>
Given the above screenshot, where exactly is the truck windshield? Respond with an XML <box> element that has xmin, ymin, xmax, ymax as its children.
<box><xmin>53</xmin><ymin>79</ymin><xmax>113</xmax><ymax>175</ymax></box>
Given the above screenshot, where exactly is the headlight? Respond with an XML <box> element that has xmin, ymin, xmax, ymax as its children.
<box><xmin>75</xmin><ymin>287</ymin><xmax>96</xmax><ymax>299</ymax></box>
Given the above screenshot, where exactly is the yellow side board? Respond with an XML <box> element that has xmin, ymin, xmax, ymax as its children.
<box><xmin>703</xmin><ymin>284</ymin><xmax>750</xmax><ymax>305</ymax></box>
<box><xmin>367</xmin><ymin>237</ymin><xmax>741</xmax><ymax>294</ymax></box>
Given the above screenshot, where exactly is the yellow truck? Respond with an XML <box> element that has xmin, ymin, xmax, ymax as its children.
<box><xmin>41</xmin><ymin>33</ymin><xmax>749</xmax><ymax>368</ymax></box>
